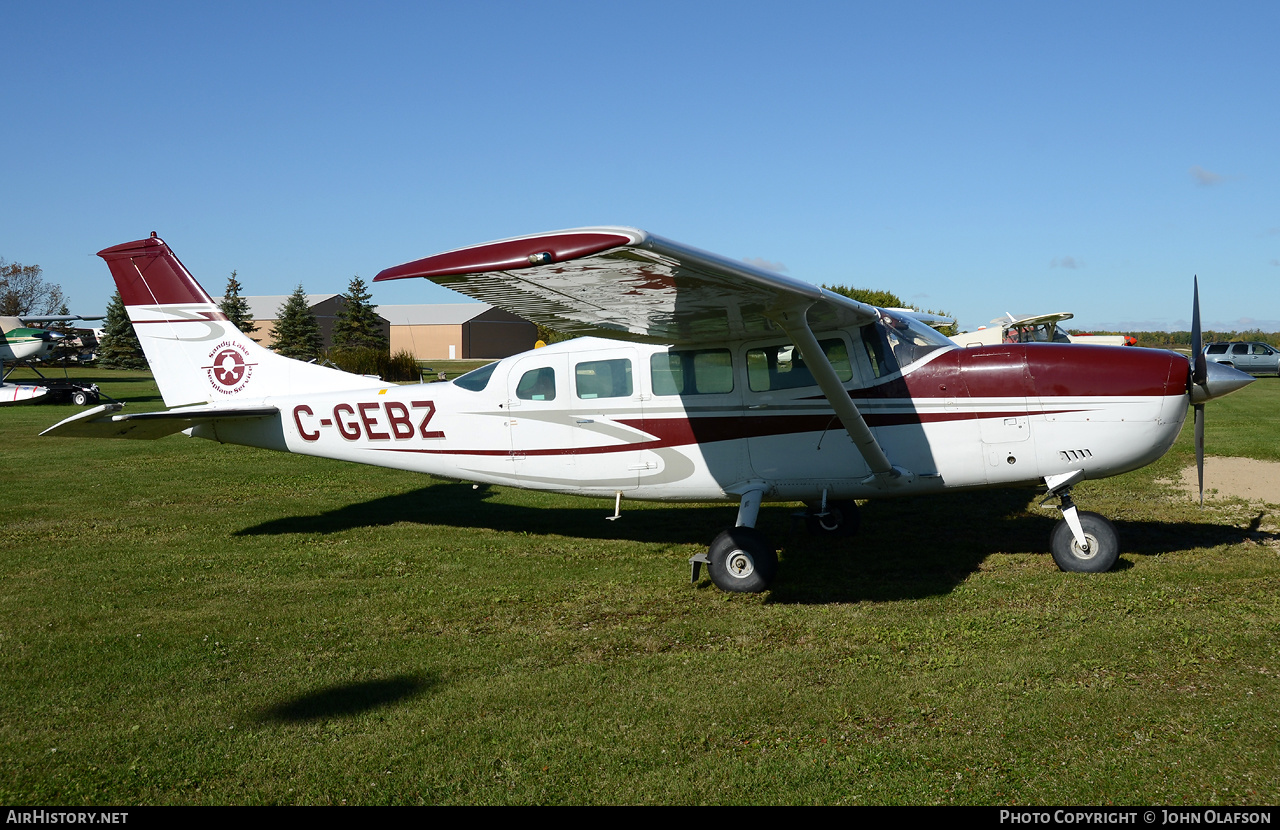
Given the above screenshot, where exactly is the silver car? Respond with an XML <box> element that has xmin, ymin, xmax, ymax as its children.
<box><xmin>1203</xmin><ymin>342</ymin><xmax>1280</xmax><ymax>376</ymax></box>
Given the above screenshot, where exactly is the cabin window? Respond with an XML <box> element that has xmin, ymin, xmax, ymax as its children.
<box><xmin>453</xmin><ymin>361</ymin><xmax>497</xmax><ymax>392</ymax></box>
<box><xmin>1232</xmin><ymin>344</ymin><xmax>1249</xmax><ymax>355</ymax></box>
<box><xmin>650</xmin><ymin>349</ymin><xmax>734</xmax><ymax>396</ymax></box>
<box><xmin>746</xmin><ymin>339</ymin><xmax>852</xmax><ymax>392</ymax></box>
<box><xmin>575</xmin><ymin>358</ymin><xmax>633</xmax><ymax>399</ymax></box>
<box><xmin>515</xmin><ymin>367</ymin><xmax>557</xmax><ymax>401</ymax></box>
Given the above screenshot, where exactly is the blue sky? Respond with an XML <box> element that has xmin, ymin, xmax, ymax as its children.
<box><xmin>3</xmin><ymin>1</ymin><xmax>1277</xmax><ymax>333</ymax></box>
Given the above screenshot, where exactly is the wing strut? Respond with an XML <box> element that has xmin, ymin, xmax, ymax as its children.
<box><xmin>771</xmin><ymin>304</ymin><xmax>913</xmax><ymax>488</ymax></box>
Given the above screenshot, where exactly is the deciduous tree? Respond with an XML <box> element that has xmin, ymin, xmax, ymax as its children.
<box><xmin>1</xmin><ymin>258</ymin><xmax>65</xmax><ymax>316</ymax></box>
<box><xmin>822</xmin><ymin>284</ymin><xmax>958</xmax><ymax>337</ymax></box>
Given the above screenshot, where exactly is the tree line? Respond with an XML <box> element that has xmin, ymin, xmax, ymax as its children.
<box><xmin>98</xmin><ymin>273</ymin><xmax>407</xmax><ymax>376</ymax></box>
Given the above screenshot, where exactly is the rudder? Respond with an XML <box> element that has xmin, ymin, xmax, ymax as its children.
<box><xmin>98</xmin><ymin>233</ymin><xmax>382</xmax><ymax>407</ymax></box>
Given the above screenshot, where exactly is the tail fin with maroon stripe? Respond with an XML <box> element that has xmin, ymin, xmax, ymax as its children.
<box><xmin>98</xmin><ymin>234</ymin><xmax>382</xmax><ymax>407</ymax></box>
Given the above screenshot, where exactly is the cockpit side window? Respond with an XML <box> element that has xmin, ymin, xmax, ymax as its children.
<box><xmin>856</xmin><ymin>324</ymin><xmax>891</xmax><ymax>379</ymax></box>
<box><xmin>515</xmin><ymin>367</ymin><xmax>557</xmax><ymax>401</ymax></box>
<box><xmin>746</xmin><ymin>338</ymin><xmax>852</xmax><ymax>392</ymax></box>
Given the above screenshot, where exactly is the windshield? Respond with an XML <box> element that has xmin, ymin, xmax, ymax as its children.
<box><xmin>877</xmin><ymin>311</ymin><xmax>952</xmax><ymax>369</ymax></box>
<box><xmin>452</xmin><ymin>361</ymin><xmax>498</xmax><ymax>392</ymax></box>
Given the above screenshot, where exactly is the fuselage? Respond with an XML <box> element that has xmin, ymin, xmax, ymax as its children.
<box><xmin>201</xmin><ymin>331</ymin><xmax>1192</xmax><ymax>505</ymax></box>
<box><xmin>0</xmin><ymin>327</ymin><xmax>58</xmax><ymax>363</ymax></box>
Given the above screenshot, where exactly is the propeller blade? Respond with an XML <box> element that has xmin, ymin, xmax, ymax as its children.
<box><xmin>1191</xmin><ymin>276</ymin><xmax>1207</xmax><ymax>386</ymax></box>
<box><xmin>1194</xmin><ymin>402</ymin><xmax>1205</xmax><ymax>506</ymax></box>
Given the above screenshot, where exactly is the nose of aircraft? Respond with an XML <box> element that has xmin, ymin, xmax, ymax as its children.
<box><xmin>1190</xmin><ymin>360</ymin><xmax>1254</xmax><ymax>404</ymax></box>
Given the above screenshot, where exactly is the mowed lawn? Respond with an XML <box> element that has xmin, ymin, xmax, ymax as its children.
<box><xmin>2</xmin><ymin>369</ymin><xmax>1278</xmax><ymax>805</ymax></box>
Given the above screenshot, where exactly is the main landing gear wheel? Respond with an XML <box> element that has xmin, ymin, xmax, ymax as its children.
<box><xmin>707</xmin><ymin>527</ymin><xmax>778</xmax><ymax>593</ymax></box>
<box><xmin>806</xmin><ymin>500</ymin><xmax>860</xmax><ymax>537</ymax></box>
<box><xmin>1049</xmin><ymin>511</ymin><xmax>1119</xmax><ymax>573</ymax></box>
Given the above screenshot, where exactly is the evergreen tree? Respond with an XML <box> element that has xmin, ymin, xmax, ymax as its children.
<box><xmin>331</xmin><ymin>276</ymin><xmax>387</xmax><ymax>350</ymax></box>
<box><xmin>219</xmin><ymin>270</ymin><xmax>258</xmax><ymax>336</ymax></box>
<box><xmin>271</xmin><ymin>285</ymin><xmax>323</xmax><ymax>360</ymax></box>
<box><xmin>97</xmin><ymin>289</ymin><xmax>147</xmax><ymax>369</ymax></box>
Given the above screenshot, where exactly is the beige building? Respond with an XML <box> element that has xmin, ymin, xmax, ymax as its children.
<box><xmin>376</xmin><ymin>304</ymin><xmax>538</xmax><ymax>360</ymax></box>
<box><xmin>226</xmin><ymin>296</ymin><xmax>535</xmax><ymax>361</ymax></box>
<box><xmin>229</xmin><ymin>294</ymin><xmax>389</xmax><ymax>351</ymax></box>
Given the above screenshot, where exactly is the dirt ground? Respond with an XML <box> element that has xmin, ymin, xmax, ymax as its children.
<box><xmin>1177</xmin><ymin>457</ymin><xmax>1280</xmax><ymax>505</ymax></box>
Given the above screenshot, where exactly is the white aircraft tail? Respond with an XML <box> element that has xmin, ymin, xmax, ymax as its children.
<box><xmin>98</xmin><ymin>234</ymin><xmax>383</xmax><ymax>407</ymax></box>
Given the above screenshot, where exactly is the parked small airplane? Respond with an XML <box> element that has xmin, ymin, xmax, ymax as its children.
<box><xmin>1</xmin><ymin>314</ymin><xmax>102</xmax><ymax>405</ymax></box>
<box><xmin>953</xmin><ymin>312</ymin><xmax>1136</xmax><ymax>348</ymax></box>
<box><xmin>43</xmin><ymin>230</ymin><xmax>1252</xmax><ymax>591</ymax></box>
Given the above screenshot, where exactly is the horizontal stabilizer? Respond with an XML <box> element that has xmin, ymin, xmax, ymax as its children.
<box><xmin>41</xmin><ymin>403</ymin><xmax>278</xmax><ymax>439</ymax></box>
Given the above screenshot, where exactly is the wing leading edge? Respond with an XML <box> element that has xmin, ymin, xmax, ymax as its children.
<box><xmin>373</xmin><ymin>227</ymin><xmax>879</xmax><ymax>347</ymax></box>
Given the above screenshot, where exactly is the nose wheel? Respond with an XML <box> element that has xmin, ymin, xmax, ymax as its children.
<box><xmin>1044</xmin><ymin>473</ymin><xmax>1120</xmax><ymax>573</ymax></box>
<box><xmin>1049</xmin><ymin>510</ymin><xmax>1119</xmax><ymax>572</ymax></box>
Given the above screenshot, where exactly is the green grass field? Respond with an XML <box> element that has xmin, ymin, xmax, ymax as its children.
<box><xmin>2</xmin><ymin>369</ymin><xmax>1277</xmax><ymax>805</ymax></box>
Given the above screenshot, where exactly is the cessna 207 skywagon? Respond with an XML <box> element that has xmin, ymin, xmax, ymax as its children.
<box><xmin>43</xmin><ymin>229</ymin><xmax>1253</xmax><ymax>593</ymax></box>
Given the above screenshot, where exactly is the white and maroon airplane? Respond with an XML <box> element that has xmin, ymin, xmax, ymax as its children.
<box><xmin>43</xmin><ymin>229</ymin><xmax>1253</xmax><ymax>592</ymax></box>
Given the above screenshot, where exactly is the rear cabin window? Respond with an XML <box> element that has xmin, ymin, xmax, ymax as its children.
<box><xmin>1232</xmin><ymin>344</ymin><xmax>1249</xmax><ymax>355</ymax></box>
<box><xmin>575</xmin><ymin>358</ymin><xmax>632</xmax><ymax>399</ymax></box>
<box><xmin>747</xmin><ymin>339</ymin><xmax>852</xmax><ymax>392</ymax></box>
<box><xmin>650</xmin><ymin>349</ymin><xmax>734</xmax><ymax>396</ymax></box>
<box><xmin>1206</xmin><ymin>344</ymin><xmax>1229</xmax><ymax>355</ymax></box>
<box><xmin>515</xmin><ymin>367</ymin><xmax>556</xmax><ymax>401</ymax></box>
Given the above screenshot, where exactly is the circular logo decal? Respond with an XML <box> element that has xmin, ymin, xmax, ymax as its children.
<box><xmin>211</xmin><ymin>348</ymin><xmax>246</xmax><ymax>387</ymax></box>
<box><xmin>204</xmin><ymin>341</ymin><xmax>255</xmax><ymax>394</ymax></box>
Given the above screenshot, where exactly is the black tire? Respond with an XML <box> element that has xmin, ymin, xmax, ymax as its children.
<box><xmin>71</xmin><ymin>391</ymin><xmax>88</xmax><ymax>406</ymax></box>
<box><xmin>1050</xmin><ymin>511</ymin><xmax>1120</xmax><ymax>573</ymax></box>
<box><xmin>707</xmin><ymin>527</ymin><xmax>778</xmax><ymax>593</ymax></box>
<box><xmin>806</xmin><ymin>500</ymin><xmax>861</xmax><ymax>537</ymax></box>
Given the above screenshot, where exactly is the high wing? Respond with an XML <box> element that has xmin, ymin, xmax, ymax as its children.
<box><xmin>18</xmin><ymin>315</ymin><xmax>105</xmax><ymax>325</ymax></box>
<box><xmin>376</xmin><ymin>227</ymin><xmax>910</xmax><ymax>485</ymax></box>
<box><xmin>41</xmin><ymin>403</ymin><xmax>278</xmax><ymax>439</ymax></box>
<box><xmin>996</xmin><ymin>311</ymin><xmax>1074</xmax><ymax>327</ymax></box>
<box><xmin>374</xmin><ymin>227</ymin><xmax>878</xmax><ymax>346</ymax></box>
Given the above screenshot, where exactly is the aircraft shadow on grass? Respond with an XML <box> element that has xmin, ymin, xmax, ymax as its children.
<box><xmin>234</xmin><ymin>482</ymin><xmax>1274</xmax><ymax>605</ymax></box>
<box><xmin>254</xmin><ymin>673</ymin><xmax>437</xmax><ymax>724</ymax></box>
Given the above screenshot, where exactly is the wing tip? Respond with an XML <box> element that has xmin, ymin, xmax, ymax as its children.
<box><xmin>374</xmin><ymin>227</ymin><xmax>644</xmax><ymax>282</ymax></box>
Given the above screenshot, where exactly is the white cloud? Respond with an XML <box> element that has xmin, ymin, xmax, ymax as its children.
<box><xmin>742</xmin><ymin>257</ymin><xmax>788</xmax><ymax>274</ymax></box>
<box><xmin>1190</xmin><ymin>165</ymin><xmax>1224</xmax><ymax>187</ymax></box>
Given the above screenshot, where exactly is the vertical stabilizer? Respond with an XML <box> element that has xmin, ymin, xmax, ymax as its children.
<box><xmin>98</xmin><ymin>234</ymin><xmax>383</xmax><ymax>407</ymax></box>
